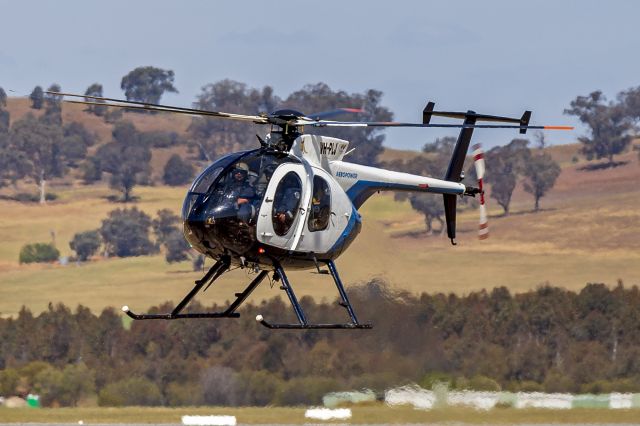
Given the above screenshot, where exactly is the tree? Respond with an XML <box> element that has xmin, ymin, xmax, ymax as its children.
<box><xmin>81</xmin><ymin>157</ymin><xmax>102</xmax><ymax>184</ymax></box>
<box><xmin>100</xmin><ymin>207</ymin><xmax>156</xmax><ymax>257</ymax></box>
<box><xmin>283</xmin><ymin>83</ymin><xmax>392</xmax><ymax>166</ymax></box>
<box><xmin>152</xmin><ymin>209</ymin><xmax>180</xmax><ymax>245</ymax></box>
<box><xmin>164</xmin><ymin>229</ymin><xmax>191</xmax><ymax>263</ymax></box>
<box><xmin>30</xmin><ymin>86</ymin><xmax>44</xmax><ymax>109</ymax></box>
<box><xmin>0</xmin><ymin>137</ymin><xmax>31</xmax><ymax>188</ymax></box>
<box><xmin>42</xmin><ymin>84</ymin><xmax>63</xmax><ymax>126</ymax></box>
<box><xmin>94</xmin><ymin>121</ymin><xmax>151</xmax><ymax>202</ymax></box>
<box><xmin>153</xmin><ymin>209</ymin><xmax>192</xmax><ymax>263</ymax></box>
<box><xmin>58</xmin><ymin>363</ymin><xmax>95</xmax><ymax>406</ymax></box>
<box><xmin>485</xmin><ymin>139</ymin><xmax>531</xmax><ymax>215</ymax></box>
<box><xmin>84</xmin><ymin>83</ymin><xmax>106</xmax><ymax>116</ymax></box>
<box><xmin>61</xmin><ymin>122</ymin><xmax>97</xmax><ymax>167</ymax></box>
<box><xmin>69</xmin><ymin>230</ymin><xmax>101</xmax><ymax>261</ymax></box>
<box><xmin>163</xmin><ymin>154</ymin><xmax>194</xmax><ymax>186</ymax></box>
<box><xmin>9</xmin><ymin>114</ymin><xmax>65</xmax><ymax>203</ymax></box>
<box><xmin>121</xmin><ymin>66</ymin><xmax>178</xmax><ymax>105</ymax></box>
<box><xmin>0</xmin><ymin>87</ymin><xmax>9</xmax><ymax>134</ymax></box>
<box><xmin>0</xmin><ymin>87</ymin><xmax>8</xmax><ymax>133</ymax></box>
<box><xmin>565</xmin><ymin>91</ymin><xmax>633</xmax><ymax>165</ymax></box>
<box><xmin>523</xmin><ymin>149</ymin><xmax>561</xmax><ymax>211</ymax></box>
<box><xmin>387</xmin><ymin>137</ymin><xmax>456</xmax><ymax>234</ymax></box>
<box><xmin>188</xmin><ymin>79</ymin><xmax>278</xmax><ymax>159</ymax></box>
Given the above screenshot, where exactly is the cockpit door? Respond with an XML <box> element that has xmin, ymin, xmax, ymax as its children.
<box><xmin>256</xmin><ymin>163</ymin><xmax>310</xmax><ymax>250</ymax></box>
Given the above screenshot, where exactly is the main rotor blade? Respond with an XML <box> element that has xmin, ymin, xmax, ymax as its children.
<box><xmin>305</xmin><ymin>108</ymin><xmax>363</xmax><ymax>120</ymax></box>
<box><xmin>299</xmin><ymin>120</ymin><xmax>573</xmax><ymax>131</ymax></box>
<box><xmin>48</xmin><ymin>91</ymin><xmax>270</xmax><ymax>124</ymax></box>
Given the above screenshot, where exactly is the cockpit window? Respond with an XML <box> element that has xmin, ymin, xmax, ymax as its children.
<box><xmin>182</xmin><ymin>149</ymin><xmax>300</xmax><ymax>255</ymax></box>
<box><xmin>190</xmin><ymin>152</ymin><xmax>244</xmax><ymax>194</ymax></box>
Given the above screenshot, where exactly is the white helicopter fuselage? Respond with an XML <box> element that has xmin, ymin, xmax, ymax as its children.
<box><xmin>253</xmin><ymin>134</ymin><xmax>466</xmax><ymax>265</ymax></box>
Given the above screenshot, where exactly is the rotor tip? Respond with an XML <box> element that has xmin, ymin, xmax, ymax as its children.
<box><xmin>121</xmin><ymin>305</ymin><xmax>129</xmax><ymax>313</ymax></box>
<box><xmin>255</xmin><ymin>314</ymin><xmax>263</xmax><ymax>322</ymax></box>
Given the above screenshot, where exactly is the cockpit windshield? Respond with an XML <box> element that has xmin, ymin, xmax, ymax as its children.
<box><xmin>182</xmin><ymin>150</ymin><xmax>298</xmax><ymax>256</ymax></box>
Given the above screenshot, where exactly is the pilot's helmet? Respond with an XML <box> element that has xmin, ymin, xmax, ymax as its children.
<box><xmin>233</xmin><ymin>163</ymin><xmax>249</xmax><ymax>180</ymax></box>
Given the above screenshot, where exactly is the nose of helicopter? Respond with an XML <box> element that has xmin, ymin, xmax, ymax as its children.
<box><xmin>181</xmin><ymin>192</ymin><xmax>207</xmax><ymax>251</ymax></box>
<box><xmin>182</xmin><ymin>191</ymin><xmax>259</xmax><ymax>256</ymax></box>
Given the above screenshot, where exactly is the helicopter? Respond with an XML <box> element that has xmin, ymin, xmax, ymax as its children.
<box><xmin>49</xmin><ymin>91</ymin><xmax>572</xmax><ymax>329</ymax></box>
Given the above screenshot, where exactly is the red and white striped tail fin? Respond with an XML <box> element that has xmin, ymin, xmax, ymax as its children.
<box><xmin>473</xmin><ymin>143</ymin><xmax>489</xmax><ymax>240</ymax></box>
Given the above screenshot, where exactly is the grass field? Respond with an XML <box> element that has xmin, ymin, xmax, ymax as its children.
<box><xmin>1</xmin><ymin>98</ymin><xmax>640</xmax><ymax>317</ymax></box>
<box><xmin>2</xmin><ymin>405</ymin><xmax>640</xmax><ymax>424</ymax></box>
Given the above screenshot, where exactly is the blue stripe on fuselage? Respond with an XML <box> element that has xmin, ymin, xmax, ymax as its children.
<box><xmin>345</xmin><ymin>180</ymin><xmax>459</xmax><ymax>209</ymax></box>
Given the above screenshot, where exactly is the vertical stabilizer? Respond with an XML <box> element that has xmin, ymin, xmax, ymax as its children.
<box><xmin>443</xmin><ymin>112</ymin><xmax>477</xmax><ymax>245</ymax></box>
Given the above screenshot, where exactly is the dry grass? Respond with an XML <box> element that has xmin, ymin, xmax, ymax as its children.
<box><xmin>1</xmin><ymin>98</ymin><xmax>639</xmax><ymax>317</ymax></box>
<box><xmin>1</xmin><ymin>405</ymin><xmax>640</xmax><ymax>424</ymax></box>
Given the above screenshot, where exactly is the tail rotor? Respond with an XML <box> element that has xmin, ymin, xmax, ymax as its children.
<box><xmin>473</xmin><ymin>143</ymin><xmax>489</xmax><ymax>240</ymax></box>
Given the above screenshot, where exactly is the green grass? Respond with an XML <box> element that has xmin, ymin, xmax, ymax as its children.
<box><xmin>1</xmin><ymin>405</ymin><xmax>640</xmax><ymax>424</ymax></box>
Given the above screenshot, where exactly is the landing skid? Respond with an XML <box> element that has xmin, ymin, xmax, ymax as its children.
<box><xmin>122</xmin><ymin>257</ymin><xmax>371</xmax><ymax>329</ymax></box>
<box><xmin>123</xmin><ymin>257</ymin><xmax>268</xmax><ymax>320</ymax></box>
<box><xmin>256</xmin><ymin>260</ymin><xmax>372</xmax><ymax>330</ymax></box>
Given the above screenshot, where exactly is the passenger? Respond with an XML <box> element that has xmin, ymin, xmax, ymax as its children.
<box><xmin>255</xmin><ymin>163</ymin><xmax>277</xmax><ymax>199</ymax></box>
<box><xmin>309</xmin><ymin>184</ymin><xmax>330</xmax><ymax>231</ymax></box>
<box><xmin>274</xmin><ymin>175</ymin><xmax>301</xmax><ymax>234</ymax></box>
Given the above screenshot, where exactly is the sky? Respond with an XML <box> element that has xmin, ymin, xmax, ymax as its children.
<box><xmin>1</xmin><ymin>0</ymin><xmax>638</xmax><ymax>150</ymax></box>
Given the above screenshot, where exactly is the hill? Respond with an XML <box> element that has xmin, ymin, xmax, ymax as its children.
<box><xmin>1</xmin><ymin>99</ymin><xmax>639</xmax><ymax>317</ymax></box>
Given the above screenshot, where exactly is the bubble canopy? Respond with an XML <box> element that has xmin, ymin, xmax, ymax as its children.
<box><xmin>182</xmin><ymin>149</ymin><xmax>299</xmax><ymax>259</ymax></box>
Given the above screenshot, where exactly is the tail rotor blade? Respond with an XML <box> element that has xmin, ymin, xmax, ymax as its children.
<box><xmin>473</xmin><ymin>144</ymin><xmax>489</xmax><ymax>240</ymax></box>
<box><xmin>478</xmin><ymin>204</ymin><xmax>489</xmax><ymax>240</ymax></box>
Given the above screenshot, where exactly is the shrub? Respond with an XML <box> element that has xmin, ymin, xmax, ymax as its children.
<box><xmin>34</xmin><ymin>366</ymin><xmax>63</xmax><ymax>406</ymax></box>
<box><xmin>165</xmin><ymin>381</ymin><xmax>203</xmax><ymax>407</ymax></box>
<box><xmin>518</xmin><ymin>380</ymin><xmax>544</xmax><ymax>392</ymax></box>
<box><xmin>0</xmin><ymin>368</ymin><xmax>19</xmax><ymax>397</ymax></box>
<box><xmin>70</xmin><ymin>230</ymin><xmax>101</xmax><ymax>261</ymax></box>
<box><xmin>98</xmin><ymin>377</ymin><xmax>163</xmax><ymax>406</ymax></box>
<box><xmin>100</xmin><ymin>208</ymin><xmax>157</xmax><ymax>257</ymax></box>
<box><xmin>165</xmin><ymin>229</ymin><xmax>190</xmax><ymax>263</ymax></box>
<box><xmin>420</xmin><ymin>371</ymin><xmax>454</xmax><ymax>390</ymax></box>
<box><xmin>139</xmin><ymin>131</ymin><xmax>184</xmax><ymax>148</ymax></box>
<box><xmin>200</xmin><ymin>366</ymin><xmax>239</xmax><ymax>406</ymax></box>
<box><xmin>276</xmin><ymin>376</ymin><xmax>339</xmax><ymax>406</ymax></box>
<box><xmin>81</xmin><ymin>157</ymin><xmax>102</xmax><ymax>184</ymax></box>
<box><xmin>19</xmin><ymin>243</ymin><xmax>60</xmax><ymax>264</ymax></box>
<box><xmin>163</xmin><ymin>154</ymin><xmax>195</xmax><ymax>186</ymax></box>
<box><xmin>468</xmin><ymin>375</ymin><xmax>501</xmax><ymax>391</ymax></box>
<box><xmin>237</xmin><ymin>370</ymin><xmax>283</xmax><ymax>406</ymax></box>
<box><xmin>13</xmin><ymin>192</ymin><xmax>58</xmax><ymax>203</ymax></box>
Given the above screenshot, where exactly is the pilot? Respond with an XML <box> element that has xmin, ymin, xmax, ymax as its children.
<box><xmin>223</xmin><ymin>163</ymin><xmax>255</xmax><ymax>223</ymax></box>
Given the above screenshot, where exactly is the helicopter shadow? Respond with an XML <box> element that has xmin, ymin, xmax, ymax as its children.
<box><xmin>389</xmin><ymin>227</ymin><xmax>475</xmax><ymax>240</ymax></box>
<box><xmin>102</xmin><ymin>195</ymin><xmax>141</xmax><ymax>203</ymax></box>
<box><xmin>578</xmin><ymin>160</ymin><xmax>628</xmax><ymax>171</ymax></box>
<box><xmin>488</xmin><ymin>207</ymin><xmax>557</xmax><ymax>219</ymax></box>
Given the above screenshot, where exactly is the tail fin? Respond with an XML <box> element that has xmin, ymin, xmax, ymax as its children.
<box><xmin>443</xmin><ymin>112</ymin><xmax>477</xmax><ymax>245</ymax></box>
<box><xmin>428</xmin><ymin>102</ymin><xmax>532</xmax><ymax>244</ymax></box>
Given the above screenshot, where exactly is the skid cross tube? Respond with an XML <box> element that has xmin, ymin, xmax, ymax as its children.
<box><xmin>123</xmin><ymin>258</ymin><xmax>268</xmax><ymax>321</ymax></box>
<box><xmin>257</xmin><ymin>261</ymin><xmax>372</xmax><ymax>329</ymax></box>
